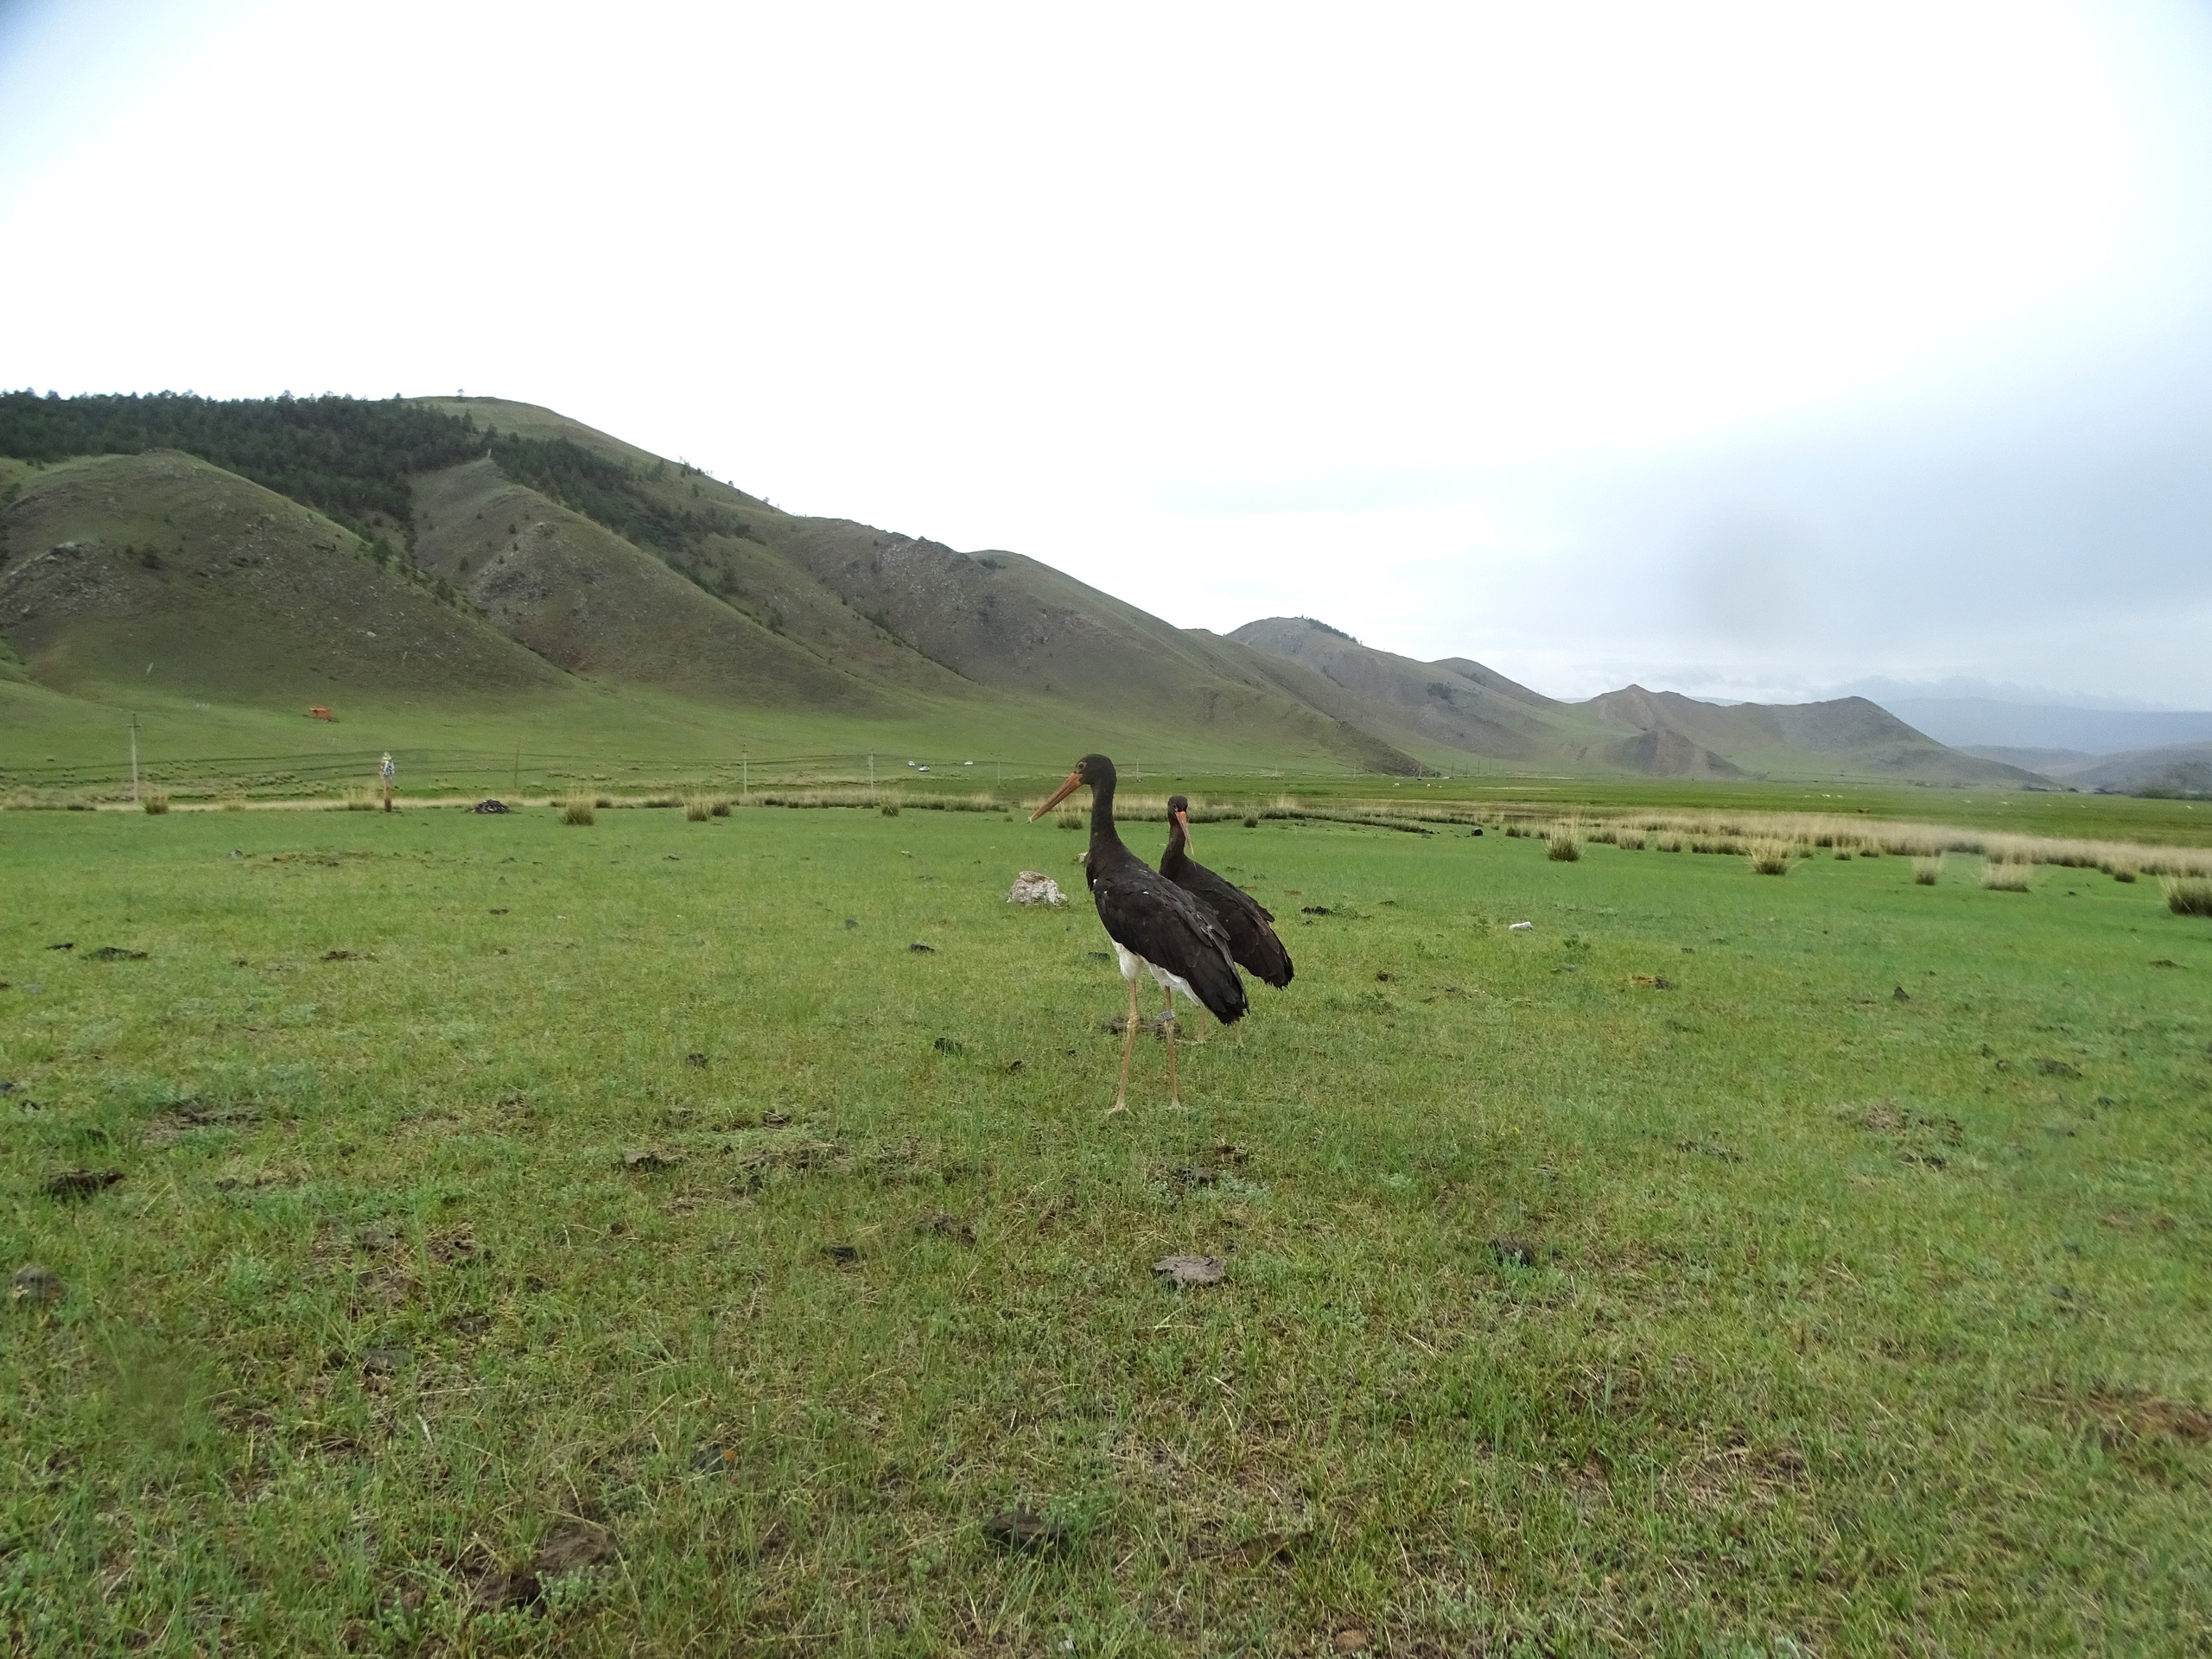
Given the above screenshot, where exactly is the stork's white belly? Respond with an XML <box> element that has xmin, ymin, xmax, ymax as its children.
<box><xmin>1115</xmin><ymin>941</ymin><xmax>1199</xmax><ymax>1006</ymax></box>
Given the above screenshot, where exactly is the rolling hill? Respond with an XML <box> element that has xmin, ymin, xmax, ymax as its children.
<box><xmin>0</xmin><ymin>391</ymin><xmax>2055</xmax><ymax>791</ymax></box>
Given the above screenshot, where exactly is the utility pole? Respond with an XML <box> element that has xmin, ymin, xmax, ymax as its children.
<box><xmin>129</xmin><ymin>714</ymin><xmax>140</xmax><ymax>804</ymax></box>
<box><xmin>742</xmin><ymin>753</ymin><xmax>748</xmax><ymax>799</ymax></box>
<box><xmin>868</xmin><ymin>752</ymin><xmax>875</xmax><ymax>802</ymax></box>
<box><xmin>512</xmin><ymin>737</ymin><xmax>521</xmax><ymax>799</ymax></box>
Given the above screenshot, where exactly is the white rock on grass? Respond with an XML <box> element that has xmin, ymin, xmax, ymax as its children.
<box><xmin>1007</xmin><ymin>871</ymin><xmax>1067</xmax><ymax>906</ymax></box>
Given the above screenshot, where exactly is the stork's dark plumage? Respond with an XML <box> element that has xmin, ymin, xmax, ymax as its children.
<box><xmin>1032</xmin><ymin>754</ymin><xmax>1244</xmax><ymax>1111</ymax></box>
<box><xmin>1161</xmin><ymin>795</ymin><xmax>1294</xmax><ymax>989</ymax></box>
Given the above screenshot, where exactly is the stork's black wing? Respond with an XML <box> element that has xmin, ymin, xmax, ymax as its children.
<box><xmin>1088</xmin><ymin>853</ymin><xmax>1249</xmax><ymax>1024</ymax></box>
<box><xmin>1160</xmin><ymin>848</ymin><xmax>1294</xmax><ymax>988</ymax></box>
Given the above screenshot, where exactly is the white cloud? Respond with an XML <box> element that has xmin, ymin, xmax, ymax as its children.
<box><xmin>4</xmin><ymin>0</ymin><xmax>2210</xmax><ymax>704</ymax></box>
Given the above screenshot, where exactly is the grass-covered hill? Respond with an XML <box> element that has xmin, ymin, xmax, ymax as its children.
<box><xmin>0</xmin><ymin>391</ymin><xmax>2051</xmax><ymax>791</ymax></box>
<box><xmin>1229</xmin><ymin>616</ymin><xmax>2048</xmax><ymax>785</ymax></box>
<box><xmin>0</xmin><ymin>450</ymin><xmax>564</xmax><ymax>702</ymax></box>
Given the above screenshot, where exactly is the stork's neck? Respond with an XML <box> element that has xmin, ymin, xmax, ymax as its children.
<box><xmin>1088</xmin><ymin>766</ymin><xmax>1126</xmax><ymax>861</ymax></box>
<box><xmin>1164</xmin><ymin>812</ymin><xmax>1188</xmax><ymax>861</ymax></box>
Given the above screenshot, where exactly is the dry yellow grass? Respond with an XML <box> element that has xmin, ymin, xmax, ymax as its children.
<box><xmin>1747</xmin><ymin>838</ymin><xmax>1794</xmax><ymax>875</ymax></box>
<box><xmin>562</xmin><ymin>795</ymin><xmax>596</xmax><ymax>826</ymax></box>
<box><xmin>1980</xmin><ymin>858</ymin><xmax>2031</xmax><ymax>892</ymax></box>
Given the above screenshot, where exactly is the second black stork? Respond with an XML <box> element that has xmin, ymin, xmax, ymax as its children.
<box><xmin>1161</xmin><ymin>795</ymin><xmax>1294</xmax><ymax>992</ymax></box>
<box><xmin>1032</xmin><ymin>754</ymin><xmax>1247</xmax><ymax>1112</ymax></box>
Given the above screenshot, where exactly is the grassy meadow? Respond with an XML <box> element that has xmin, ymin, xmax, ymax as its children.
<box><xmin>3</xmin><ymin>801</ymin><xmax>2210</xmax><ymax>1655</ymax></box>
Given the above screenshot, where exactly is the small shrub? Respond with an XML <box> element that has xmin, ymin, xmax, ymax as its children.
<box><xmin>220</xmin><ymin>795</ymin><xmax>247</xmax><ymax>811</ymax></box>
<box><xmin>594</xmin><ymin>795</ymin><xmax>613</xmax><ymax>809</ymax></box>
<box><xmin>1858</xmin><ymin>842</ymin><xmax>1882</xmax><ymax>860</ymax></box>
<box><xmin>881</xmin><ymin>803</ymin><xmax>899</xmax><ymax>817</ymax></box>
<box><xmin>1980</xmin><ymin>859</ymin><xmax>2031</xmax><ymax>892</ymax></box>
<box><xmin>1243</xmin><ymin>816</ymin><xmax>1258</xmax><ymax>829</ymax></box>
<box><xmin>140</xmin><ymin>787</ymin><xmax>170</xmax><ymax>816</ymax></box>
<box><xmin>1834</xmin><ymin>847</ymin><xmax>1853</xmax><ymax>860</ymax></box>
<box><xmin>1546</xmin><ymin>823</ymin><xmax>1581</xmax><ymax>862</ymax></box>
<box><xmin>1748</xmin><ymin>839</ymin><xmax>1791</xmax><ymax>875</ymax></box>
<box><xmin>2111</xmin><ymin>866</ymin><xmax>2137</xmax><ymax>884</ymax></box>
<box><xmin>1615</xmin><ymin>830</ymin><xmax>1644</xmax><ymax>850</ymax></box>
<box><xmin>645</xmin><ymin>795</ymin><xmax>681</xmax><ymax>809</ymax></box>
<box><xmin>683</xmin><ymin>796</ymin><xmax>712</xmax><ymax>822</ymax></box>
<box><xmin>2165</xmin><ymin>876</ymin><xmax>2212</xmax><ymax>917</ymax></box>
<box><xmin>1913</xmin><ymin>856</ymin><xmax>1941</xmax><ymax>886</ymax></box>
<box><xmin>1655</xmin><ymin>833</ymin><xmax>1683</xmax><ymax>853</ymax></box>
<box><xmin>562</xmin><ymin>796</ymin><xmax>596</xmax><ymax>826</ymax></box>
<box><xmin>1058</xmin><ymin>810</ymin><xmax>1084</xmax><ymax>830</ymax></box>
<box><xmin>711</xmin><ymin>798</ymin><xmax>731</xmax><ymax>817</ymax></box>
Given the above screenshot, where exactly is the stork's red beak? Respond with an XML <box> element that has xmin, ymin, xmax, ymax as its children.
<box><xmin>1030</xmin><ymin>769</ymin><xmax>1084</xmax><ymax>821</ymax></box>
<box><xmin>1174</xmin><ymin>807</ymin><xmax>1191</xmax><ymax>851</ymax></box>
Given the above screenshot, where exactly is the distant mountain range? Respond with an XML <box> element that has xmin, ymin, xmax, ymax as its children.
<box><xmin>0</xmin><ymin>392</ymin><xmax>2067</xmax><ymax>787</ymax></box>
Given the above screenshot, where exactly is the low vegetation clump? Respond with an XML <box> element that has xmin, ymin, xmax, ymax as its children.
<box><xmin>561</xmin><ymin>794</ymin><xmax>596</xmax><ymax>826</ymax></box>
<box><xmin>341</xmin><ymin>788</ymin><xmax>377</xmax><ymax>811</ymax></box>
<box><xmin>1747</xmin><ymin>838</ymin><xmax>1792</xmax><ymax>875</ymax></box>
<box><xmin>1545</xmin><ymin>821</ymin><xmax>1581</xmax><ymax>861</ymax></box>
<box><xmin>881</xmin><ymin>803</ymin><xmax>899</xmax><ymax>817</ymax></box>
<box><xmin>2112</xmin><ymin>866</ymin><xmax>2138</xmax><ymax>884</ymax></box>
<box><xmin>683</xmin><ymin>795</ymin><xmax>712</xmax><ymax>822</ymax></box>
<box><xmin>138</xmin><ymin>787</ymin><xmax>169</xmax><ymax>816</ymax></box>
<box><xmin>710</xmin><ymin>798</ymin><xmax>732</xmax><ymax>817</ymax></box>
<box><xmin>1913</xmin><ymin>855</ymin><xmax>1942</xmax><ymax>886</ymax></box>
<box><xmin>1058</xmin><ymin>810</ymin><xmax>1084</xmax><ymax>830</ymax></box>
<box><xmin>2166</xmin><ymin>876</ymin><xmax>2212</xmax><ymax>917</ymax></box>
<box><xmin>1243</xmin><ymin>815</ymin><xmax>1259</xmax><ymax>828</ymax></box>
<box><xmin>1981</xmin><ymin>857</ymin><xmax>2031</xmax><ymax>892</ymax></box>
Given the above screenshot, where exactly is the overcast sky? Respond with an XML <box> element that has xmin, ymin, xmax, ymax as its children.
<box><xmin>5</xmin><ymin>0</ymin><xmax>2209</xmax><ymax>707</ymax></box>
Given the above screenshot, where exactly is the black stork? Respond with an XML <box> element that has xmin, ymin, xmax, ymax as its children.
<box><xmin>1161</xmin><ymin>795</ymin><xmax>1294</xmax><ymax>993</ymax></box>
<box><xmin>1032</xmin><ymin>754</ymin><xmax>1247</xmax><ymax>1111</ymax></box>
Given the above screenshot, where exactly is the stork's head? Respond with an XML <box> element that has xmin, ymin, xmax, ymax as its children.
<box><xmin>1166</xmin><ymin>794</ymin><xmax>1192</xmax><ymax>847</ymax></box>
<box><xmin>1031</xmin><ymin>753</ymin><xmax>1115</xmax><ymax>820</ymax></box>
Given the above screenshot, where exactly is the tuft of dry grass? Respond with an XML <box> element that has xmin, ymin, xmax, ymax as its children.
<box><xmin>1546</xmin><ymin>821</ymin><xmax>1582</xmax><ymax>862</ymax></box>
<box><xmin>2111</xmin><ymin>866</ymin><xmax>2137</xmax><ymax>884</ymax></box>
<box><xmin>1615</xmin><ymin>829</ymin><xmax>1645</xmax><ymax>850</ymax></box>
<box><xmin>683</xmin><ymin>796</ymin><xmax>713</xmax><ymax>822</ymax></box>
<box><xmin>1981</xmin><ymin>858</ymin><xmax>2031</xmax><ymax>892</ymax></box>
<box><xmin>710</xmin><ymin>798</ymin><xmax>731</xmax><ymax>817</ymax></box>
<box><xmin>562</xmin><ymin>795</ymin><xmax>596</xmax><ymax>826</ymax></box>
<box><xmin>1747</xmin><ymin>839</ymin><xmax>1793</xmax><ymax>875</ymax></box>
<box><xmin>342</xmin><ymin>788</ymin><xmax>378</xmax><ymax>811</ymax></box>
<box><xmin>2165</xmin><ymin>876</ymin><xmax>2212</xmax><ymax>918</ymax></box>
<box><xmin>882</xmin><ymin>803</ymin><xmax>899</xmax><ymax>817</ymax></box>
<box><xmin>140</xmin><ymin>787</ymin><xmax>171</xmax><ymax>816</ymax></box>
<box><xmin>1057</xmin><ymin>810</ymin><xmax>1084</xmax><ymax>830</ymax></box>
<box><xmin>1913</xmin><ymin>856</ymin><xmax>1942</xmax><ymax>886</ymax></box>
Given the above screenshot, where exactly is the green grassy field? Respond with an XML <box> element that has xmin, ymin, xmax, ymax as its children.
<box><xmin>4</xmin><ymin>804</ymin><xmax>2209</xmax><ymax>1655</ymax></box>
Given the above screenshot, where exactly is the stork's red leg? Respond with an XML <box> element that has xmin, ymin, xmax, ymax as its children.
<box><xmin>1166</xmin><ymin>993</ymin><xmax>1180</xmax><ymax>1109</ymax></box>
<box><xmin>1109</xmin><ymin>976</ymin><xmax>1138</xmax><ymax>1116</ymax></box>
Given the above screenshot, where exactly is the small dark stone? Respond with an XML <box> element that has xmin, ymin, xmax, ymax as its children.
<box><xmin>1300</xmin><ymin>906</ymin><xmax>1332</xmax><ymax>916</ymax></box>
<box><xmin>843</xmin><ymin>918</ymin><xmax>859</xmax><ymax>929</ymax></box>
<box><xmin>88</xmin><ymin>945</ymin><xmax>148</xmax><ymax>962</ymax></box>
<box><xmin>43</xmin><ymin>1168</ymin><xmax>122</xmax><ymax>1202</ymax></box>
<box><xmin>982</xmin><ymin>1507</ymin><xmax>1068</xmax><ymax>1554</ymax></box>
<box><xmin>472</xmin><ymin>798</ymin><xmax>510</xmax><ymax>814</ymax></box>
<box><xmin>1488</xmin><ymin>1236</ymin><xmax>1538</xmax><ymax>1268</ymax></box>
<box><xmin>2095</xmin><ymin>1094</ymin><xmax>2116</xmax><ymax>1107</ymax></box>
<box><xmin>46</xmin><ymin>943</ymin><xmax>73</xmax><ymax>951</ymax></box>
<box><xmin>908</xmin><ymin>942</ymin><xmax>936</xmax><ymax>953</ymax></box>
<box><xmin>1469</xmin><ymin>827</ymin><xmax>1484</xmax><ymax>836</ymax></box>
<box><xmin>1891</xmin><ymin>986</ymin><xmax>1910</xmax><ymax>1002</ymax></box>
<box><xmin>685</xmin><ymin>1052</ymin><xmax>709</xmax><ymax>1068</ymax></box>
<box><xmin>1375</xmin><ymin>971</ymin><xmax>1391</xmax><ymax>982</ymax></box>
<box><xmin>822</xmin><ymin>1243</ymin><xmax>860</xmax><ymax>1265</ymax></box>
<box><xmin>932</xmin><ymin>1036</ymin><xmax>963</xmax><ymax>1054</ymax></box>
